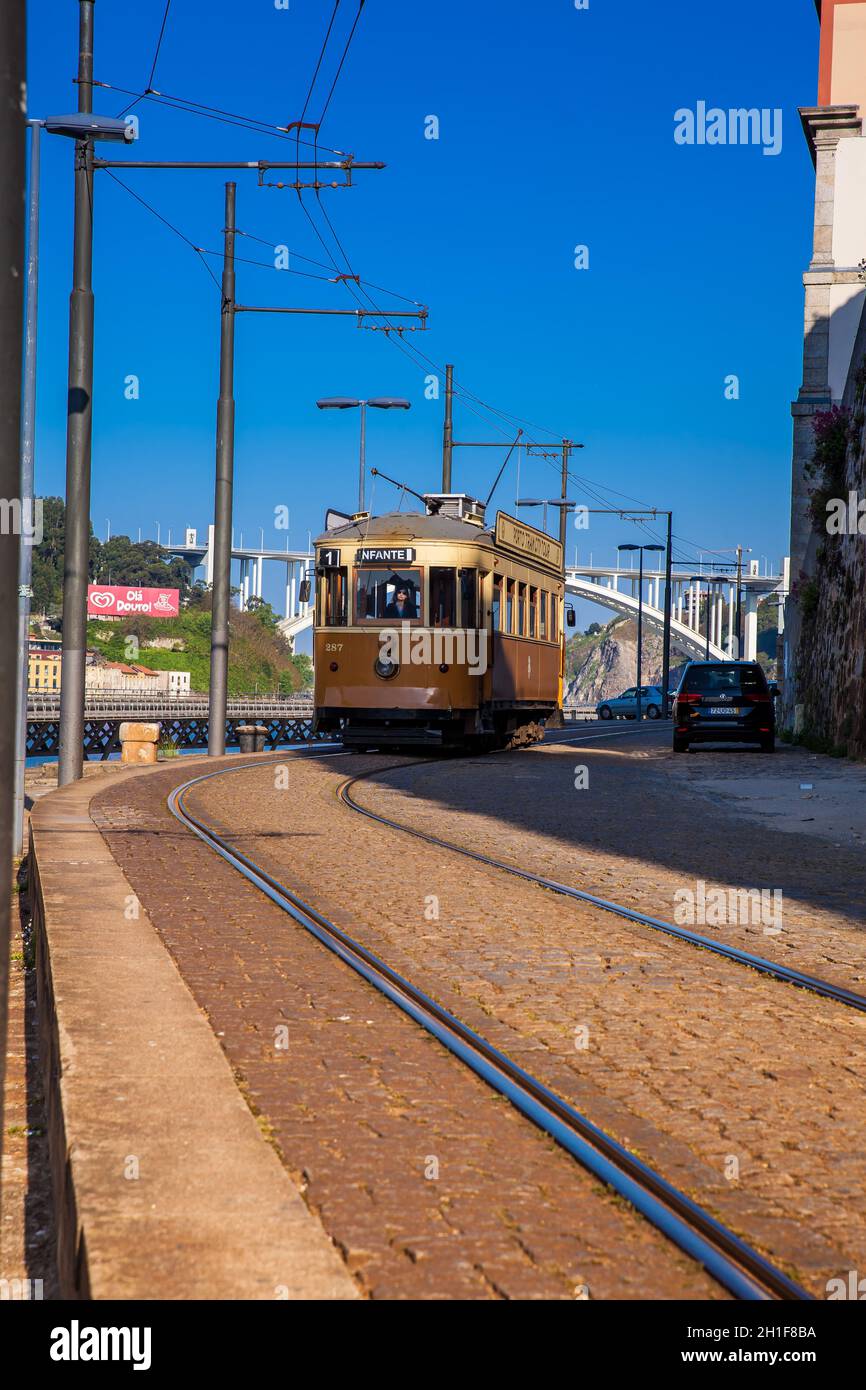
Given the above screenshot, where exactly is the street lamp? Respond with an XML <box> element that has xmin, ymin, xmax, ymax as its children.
<box><xmin>13</xmin><ymin>107</ymin><xmax>136</xmax><ymax>844</ymax></box>
<box><xmin>515</xmin><ymin>497</ymin><xmax>576</xmax><ymax>536</ymax></box>
<box><xmin>43</xmin><ymin>113</ymin><xmax>132</xmax><ymax>142</ymax></box>
<box><xmin>618</xmin><ymin>543</ymin><xmax>665</xmax><ymax>723</ymax></box>
<box><xmin>316</xmin><ymin>397</ymin><xmax>411</xmax><ymax>512</ymax></box>
<box><xmin>45</xmin><ymin>105</ymin><xmax>135</xmax><ymax>791</ymax></box>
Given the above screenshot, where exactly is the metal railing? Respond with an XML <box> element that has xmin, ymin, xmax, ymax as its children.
<box><xmin>562</xmin><ymin>704</ymin><xmax>598</xmax><ymax>721</ymax></box>
<box><xmin>27</xmin><ymin>691</ymin><xmax>314</xmax><ymax>718</ymax></box>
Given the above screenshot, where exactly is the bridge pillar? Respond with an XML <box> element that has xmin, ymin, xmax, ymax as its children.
<box><xmin>205</xmin><ymin>524</ymin><xmax>215</xmax><ymax>586</ymax></box>
<box><xmin>743</xmin><ymin>592</ymin><xmax>760</xmax><ymax>662</ymax></box>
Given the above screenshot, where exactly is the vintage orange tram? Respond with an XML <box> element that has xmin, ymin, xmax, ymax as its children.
<box><xmin>313</xmin><ymin>494</ymin><xmax>567</xmax><ymax>749</ymax></box>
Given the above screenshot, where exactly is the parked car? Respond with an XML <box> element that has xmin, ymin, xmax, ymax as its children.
<box><xmin>596</xmin><ymin>685</ymin><xmax>665</xmax><ymax>721</ymax></box>
<box><xmin>671</xmin><ymin>661</ymin><xmax>778</xmax><ymax>753</ymax></box>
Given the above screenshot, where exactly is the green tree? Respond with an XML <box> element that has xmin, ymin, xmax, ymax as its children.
<box><xmin>245</xmin><ymin>595</ymin><xmax>280</xmax><ymax>632</ymax></box>
<box><xmin>31</xmin><ymin>498</ymin><xmax>193</xmax><ymax>612</ymax></box>
<box><xmin>31</xmin><ymin>496</ymin><xmax>66</xmax><ymax>612</ymax></box>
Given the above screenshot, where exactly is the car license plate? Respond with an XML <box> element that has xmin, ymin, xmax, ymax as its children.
<box><xmin>708</xmin><ymin>706</ymin><xmax>738</xmax><ymax>715</ymax></box>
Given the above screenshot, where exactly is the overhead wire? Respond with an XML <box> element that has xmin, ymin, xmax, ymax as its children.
<box><xmin>103</xmin><ymin>9</ymin><xmax>729</xmax><ymax>565</ymax></box>
<box><xmin>318</xmin><ymin>1</ymin><xmax>366</xmax><ymax>131</ymax></box>
<box><xmin>99</xmin><ymin>79</ymin><xmax>348</xmax><ymax>153</ymax></box>
<box><xmin>101</xmin><ymin>168</ymin><xmax>222</xmax><ymax>291</ymax></box>
<box><xmin>115</xmin><ymin>1</ymin><xmax>173</xmax><ymax>118</ymax></box>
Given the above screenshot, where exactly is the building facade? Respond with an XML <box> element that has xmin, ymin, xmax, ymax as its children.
<box><xmin>29</xmin><ymin>655</ymin><xmax>192</xmax><ymax>698</ymax></box>
<box><xmin>786</xmin><ymin>1</ymin><xmax>866</xmax><ymax>712</ymax></box>
<box><xmin>28</xmin><ymin>649</ymin><xmax>61</xmax><ymax>692</ymax></box>
<box><xmin>84</xmin><ymin>663</ymin><xmax>191</xmax><ymax>696</ymax></box>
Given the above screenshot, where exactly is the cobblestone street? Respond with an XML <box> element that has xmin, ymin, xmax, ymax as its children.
<box><xmin>90</xmin><ymin>726</ymin><xmax>866</xmax><ymax>1299</ymax></box>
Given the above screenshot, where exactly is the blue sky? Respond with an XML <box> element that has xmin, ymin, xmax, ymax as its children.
<box><xmin>28</xmin><ymin>0</ymin><xmax>819</xmax><ymax>627</ymax></box>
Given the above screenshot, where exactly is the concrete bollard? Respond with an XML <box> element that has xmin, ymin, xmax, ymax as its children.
<box><xmin>118</xmin><ymin>722</ymin><xmax>160</xmax><ymax>765</ymax></box>
<box><xmin>237</xmin><ymin>724</ymin><xmax>268</xmax><ymax>754</ymax></box>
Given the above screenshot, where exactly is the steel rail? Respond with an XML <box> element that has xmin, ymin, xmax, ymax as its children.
<box><xmin>167</xmin><ymin>759</ymin><xmax>810</xmax><ymax>1302</ymax></box>
<box><xmin>338</xmin><ymin>756</ymin><xmax>866</xmax><ymax>1016</ymax></box>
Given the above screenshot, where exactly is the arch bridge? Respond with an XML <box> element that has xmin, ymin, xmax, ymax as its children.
<box><xmin>167</xmin><ymin>526</ymin><xmax>786</xmax><ymax>662</ymax></box>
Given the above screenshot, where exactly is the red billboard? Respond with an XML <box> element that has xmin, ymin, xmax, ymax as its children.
<box><xmin>87</xmin><ymin>585</ymin><xmax>180</xmax><ymax>618</ymax></box>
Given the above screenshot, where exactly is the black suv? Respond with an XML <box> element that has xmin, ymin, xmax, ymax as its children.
<box><xmin>672</xmin><ymin>661</ymin><xmax>777</xmax><ymax>754</ymax></box>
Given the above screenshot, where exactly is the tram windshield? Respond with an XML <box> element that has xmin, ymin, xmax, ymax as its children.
<box><xmin>355</xmin><ymin>568</ymin><xmax>422</xmax><ymax>622</ymax></box>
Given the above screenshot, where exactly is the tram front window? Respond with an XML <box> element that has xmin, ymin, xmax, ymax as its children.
<box><xmin>318</xmin><ymin>568</ymin><xmax>347</xmax><ymax>626</ymax></box>
<box><xmin>356</xmin><ymin>568</ymin><xmax>422</xmax><ymax>622</ymax></box>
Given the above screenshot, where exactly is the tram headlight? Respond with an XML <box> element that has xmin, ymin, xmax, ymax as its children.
<box><xmin>374</xmin><ymin>656</ymin><xmax>399</xmax><ymax>680</ymax></box>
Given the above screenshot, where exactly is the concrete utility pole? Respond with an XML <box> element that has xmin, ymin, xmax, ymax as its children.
<box><xmin>358</xmin><ymin>400</ymin><xmax>366</xmax><ymax>511</ymax></box>
<box><xmin>47</xmin><ymin>43</ymin><xmax>386</xmax><ymax>779</ymax></box>
<box><xmin>442</xmin><ymin>364</ymin><xmax>454</xmax><ymax>491</ymax></box>
<box><xmin>559</xmin><ymin>440</ymin><xmax>571</xmax><ymax>559</ymax></box>
<box><xmin>58</xmin><ymin>0</ymin><xmax>95</xmax><ymax>785</ymax></box>
<box><xmin>207</xmin><ymin>182</ymin><xmax>236</xmax><ymax>757</ymax></box>
<box><xmin>0</xmin><ymin>0</ymin><xmax>26</xmax><ymax>1161</ymax></box>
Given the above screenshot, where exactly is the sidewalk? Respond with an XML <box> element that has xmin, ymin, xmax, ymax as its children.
<box><xmin>18</xmin><ymin>761</ymin><xmax>357</xmax><ymax>1300</ymax></box>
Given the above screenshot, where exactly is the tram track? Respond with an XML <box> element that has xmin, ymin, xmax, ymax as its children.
<box><xmin>167</xmin><ymin>746</ymin><xmax>812</xmax><ymax>1302</ymax></box>
<box><xmin>337</xmin><ymin>735</ymin><xmax>866</xmax><ymax>1017</ymax></box>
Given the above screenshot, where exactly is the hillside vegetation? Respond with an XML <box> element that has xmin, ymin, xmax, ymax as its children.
<box><xmin>33</xmin><ymin>497</ymin><xmax>193</xmax><ymax>613</ymax></box>
<box><xmin>87</xmin><ymin>599</ymin><xmax>312</xmax><ymax>695</ymax></box>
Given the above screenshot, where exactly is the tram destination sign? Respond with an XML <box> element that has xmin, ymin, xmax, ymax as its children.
<box><xmin>495</xmin><ymin>513</ymin><xmax>564</xmax><ymax>572</ymax></box>
<box><xmin>356</xmin><ymin>547</ymin><xmax>416</xmax><ymax>564</ymax></box>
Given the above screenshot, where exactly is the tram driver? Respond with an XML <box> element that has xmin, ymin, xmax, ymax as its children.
<box><xmin>384</xmin><ymin>582</ymin><xmax>418</xmax><ymax>620</ymax></box>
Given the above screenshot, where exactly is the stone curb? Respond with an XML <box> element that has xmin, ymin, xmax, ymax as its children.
<box><xmin>29</xmin><ymin>764</ymin><xmax>358</xmax><ymax>1301</ymax></box>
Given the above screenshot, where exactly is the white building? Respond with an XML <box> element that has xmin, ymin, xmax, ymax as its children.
<box><xmin>786</xmin><ymin>1</ymin><xmax>866</xmax><ymax>700</ymax></box>
<box><xmin>85</xmin><ymin>663</ymin><xmax>191</xmax><ymax>697</ymax></box>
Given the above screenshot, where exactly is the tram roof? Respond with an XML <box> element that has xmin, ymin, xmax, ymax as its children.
<box><xmin>318</xmin><ymin>510</ymin><xmax>495</xmax><ymax>544</ymax></box>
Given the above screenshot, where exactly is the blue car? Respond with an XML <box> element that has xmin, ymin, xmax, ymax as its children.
<box><xmin>596</xmin><ymin>685</ymin><xmax>664</xmax><ymax>721</ymax></box>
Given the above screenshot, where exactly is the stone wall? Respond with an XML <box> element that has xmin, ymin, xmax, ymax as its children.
<box><xmin>793</xmin><ymin>299</ymin><xmax>866</xmax><ymax>755</ymax></box>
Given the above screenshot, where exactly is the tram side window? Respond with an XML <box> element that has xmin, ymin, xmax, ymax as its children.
<box><xmin>529</xmin><ymin>586</ymin><xmax>538</xmax><ymax>638</ymax></box>
<box><xmin>492</xmin><ymin>576</ymin><xmax>502</xmax><ymax>632</ymax></box>
<box><xmin>318</xmin><ymin>568</ymin><xmax>347</xmax><ymax>627</ymax></box>
<box><xmin>430</xmin><ymin>567</ymin><xmax>456</xmax><ymax>627</ymax></box>
<box><xmin>506</xmin><ymin>579</ymin><xmax>514</xmax><ymax>634</ymax></box>
<box><xmin>356</xmin><ymin>568</ymin><xmax>422</xmax><ymax>621</ymax></box>
<box><xmin>550</xmin><ymin>594</ymin><xmax>558</xmax><ymax>641</ymax></box>
<box><xmin>459</xmin><ymin>568</ymin><xmax>478</xmax><ymax>627</ymax></box>
<box><xmin>517</xmin><ymin>583</ymin><xmax>526</xmax><ymax>636</ymax></box>
<box><xmin>540</xmin><ymin>589</ymin><xmax>547</xmax><ymax>639</ymax></box>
